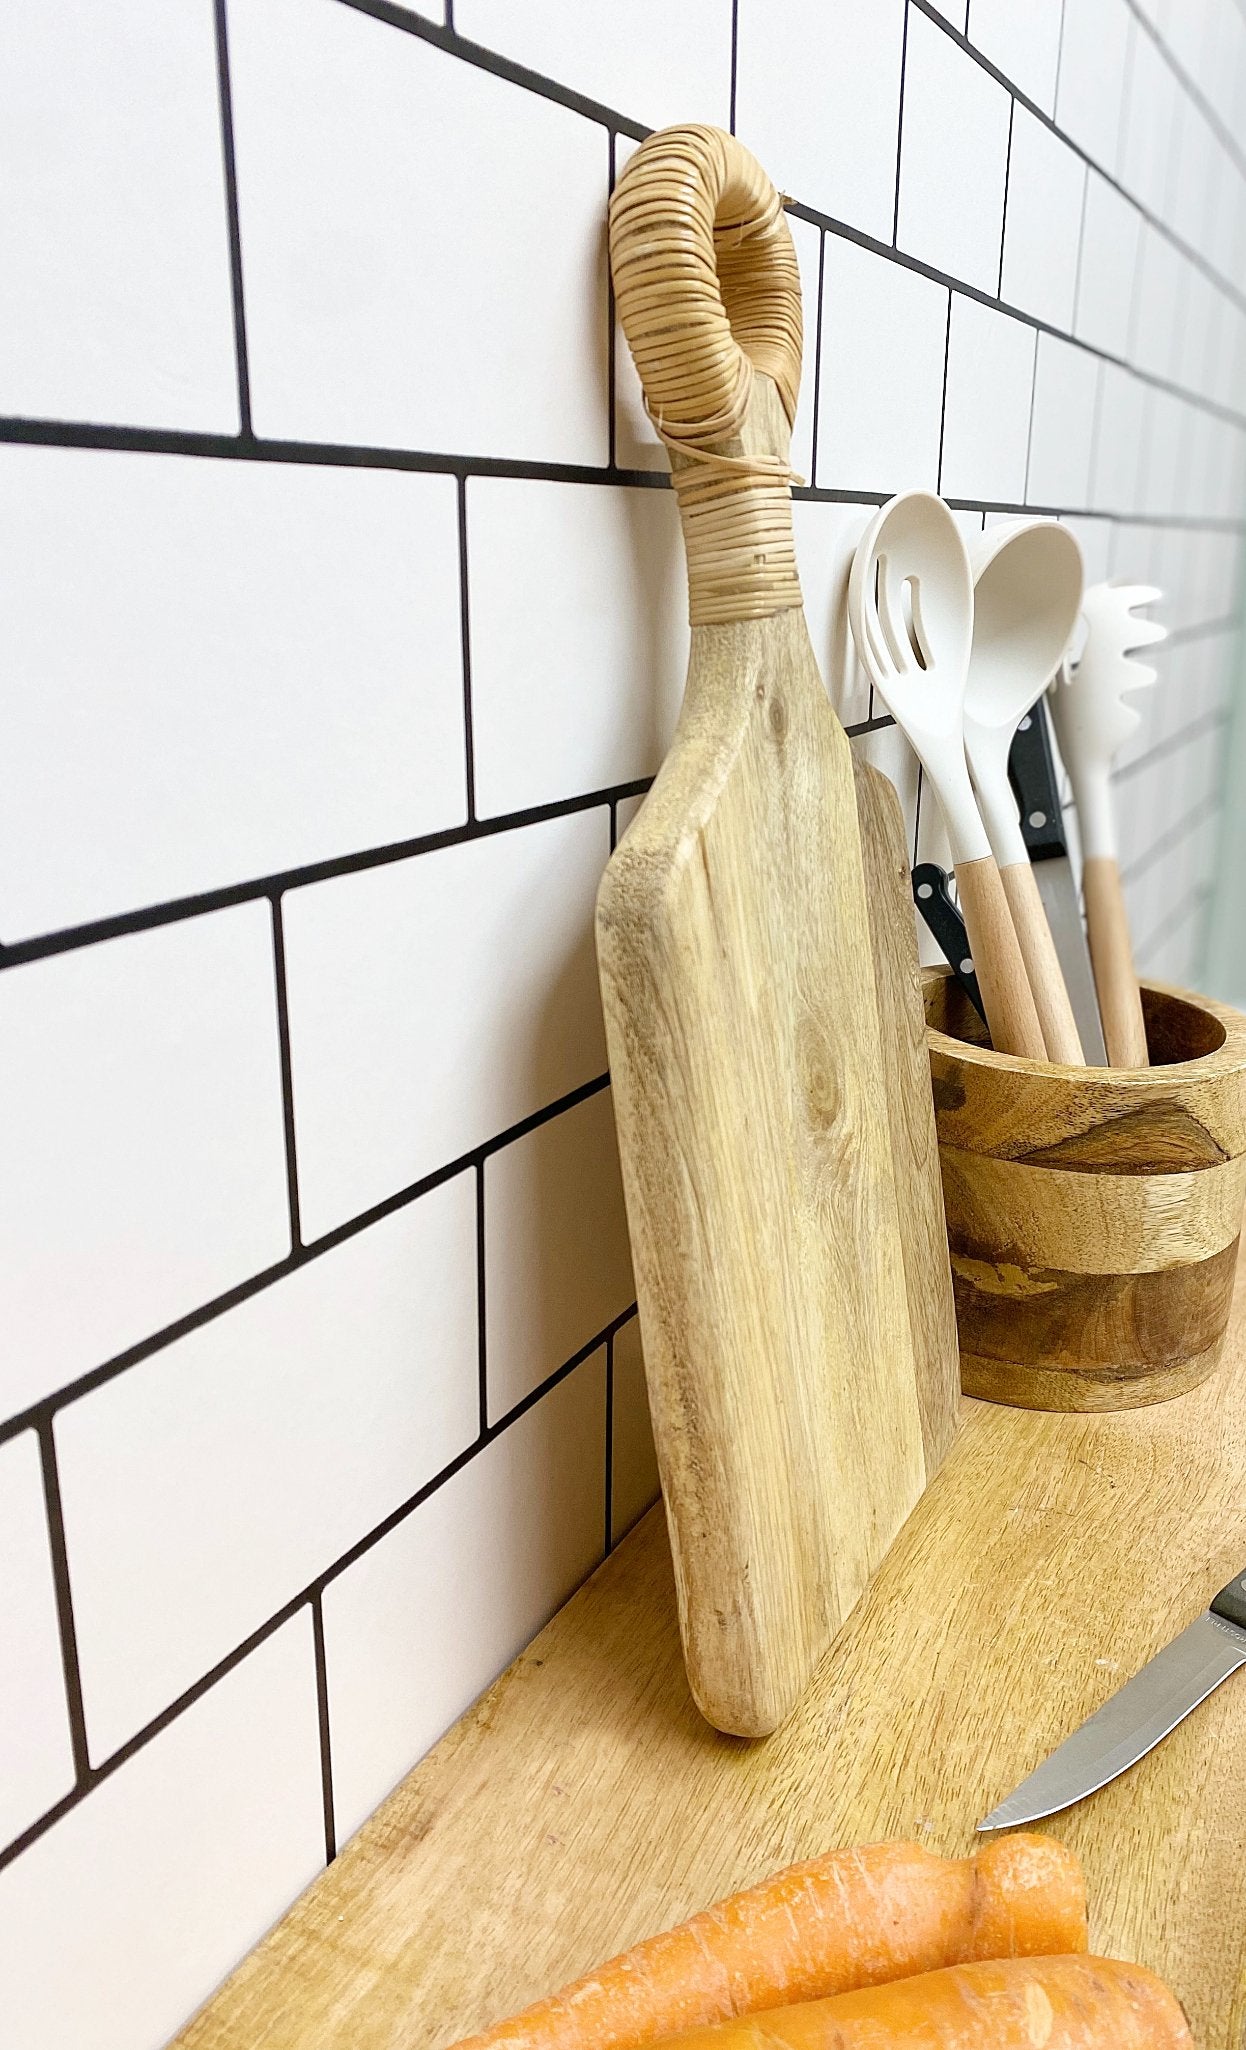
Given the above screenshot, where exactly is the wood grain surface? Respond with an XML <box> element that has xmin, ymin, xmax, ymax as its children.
<box><xmin>853</xmin><ymin>755</ymin><xmax>960</xmax><ymax>1473</ymax></box>
<box><xmin>596</xmin><ymin>374</ymin><xmax>930</xmax><ymax>1737</ymax></box>
<box><xmin>925</xmin><ymin>970</ymin><xmax>1246</xmax><ymax>1410</ymax></box>
<box><xmin>172</xmin><ymin>1256</ymin><xmax>1246</xmax><ymax>2050</ymax></box>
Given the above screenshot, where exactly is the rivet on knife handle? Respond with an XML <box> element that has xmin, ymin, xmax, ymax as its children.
<box><xmin>912</xmin><ymin>864</ymin><xmax>986</xmax><ymax>1026</ymax></box>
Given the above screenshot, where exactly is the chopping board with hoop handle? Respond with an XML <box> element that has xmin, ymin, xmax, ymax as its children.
<box><xmin>597</xmin><ymin>125</ymin><xmax>958</xmax><ymax>1738</ymax></box>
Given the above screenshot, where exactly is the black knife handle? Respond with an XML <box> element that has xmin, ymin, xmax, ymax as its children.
<box><xmin>912</xmin><ymin>864</ymin><xmax>987</xmax><ymax>1025</ymax></box>
<box><xmin>1211</xmin><ymin>1570</ymin><xmax>1246</xmax><ymax>1632</ymax></box>
<box><xmin>1008</xmin><ymin>696</ymin><xmax>1067</xmax><ymax>864</ymax></box>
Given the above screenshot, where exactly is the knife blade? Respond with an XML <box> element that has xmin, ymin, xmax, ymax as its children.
<box><xmin>1008</xmin><ymin>698</ymin><xmax>1109</xmax><ymax>1064</ymax></box>
<box><xmin>978</xmin><ymin>1567</ymin><xmax>1246</xmax><ymax>1830</ymax></box>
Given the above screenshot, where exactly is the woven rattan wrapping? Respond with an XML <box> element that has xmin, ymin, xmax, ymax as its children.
<box><xmin>609</xmin><ymin>125</ymin><xmax>805</xmax><ymax>626</ymax></box>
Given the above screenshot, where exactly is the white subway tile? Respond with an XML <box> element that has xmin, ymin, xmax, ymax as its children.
<box><xmin>853</xmin><ymin>722</ymin><xmax>922</xmax><ymax>867</ymax></box>
<box><xmin>896</xmin><ymin>8</ymin><xmax>1011</xmax><ymax>292</ymax></box>
<box><xmin>1001</xmin><ymin>109</ymin><xmax>1085</xmax><ymax>330</ymax></box>
<box><xmin>227</xmin><ymin>0</ymin><xmax>608</xmax><ymax>461</ymax></box>
<box><xmin>614</xmin><ymin>792</ymin><xmax>648</xmax><ymax>844</ymax></box>
<box><xmin>1143</xmin><ymin>390</ymin><xmax>1185</xmax><ymax>519</ymax></box>
<box><xmin>485</xmin><ymin>1089</ymin><xmax>632</xmax><ymax>1419</ymax></box>
<box><xmin>1131</xmin><ymin>234</ymin><xmax>1186</xmax><ymax>387</ymax></box>
<box><xmin>734</xmin><ymin>0</ymin><xmax>905</xmax><ymax>242</ymax></box>
<box><xmin>0</xmin><ymin>448</ymin><xmax>464</xmax><ymax>939</ymax></box>
<box><xmin>0</xmin><ymin>908</ymin><xmax>289</xmax><ymax>1420</ymax></box>
<box><xmin>0</xmin><ymin>0</ymin><xmax>237</xmax><ymax>429</ymax></box>
<box><xmin>284</xmin><ymin>811</ymin><xmax>609</xmax><ymax>1240</ymax></box>
<box><xmin>1061</xmin><ymin>515</ymin><xmax>1114</xmax><ymax>589</ymax></box>
<box><xmin>454</xmin><ymin>0</ymin><xmax>732</xmax><ymax>131</ymax></box>
<box><xmin>468</xmin><ymin>481</ymin><xmax>685</xmax><ymax>817</ymax></box>
<box><xmin>1075</xmin><ymin>172</ymin><xmax>1143</xmax><ymax>360</ymax></box>
<box><xmin>1117</xmin><ymin>25</ymin><xmax>1181</xmax><ymax>219</ymax></box>
<box><xmin>0</xmin><ymin>1617</ymin><xmax>323</xmax><ymax>2050</ymax></box>
<box><xmin>1169</xmin><ymin>98</ymin><xmax>1219</xmax><ymax>261</ymax></box>
<box><xmin>322</xmin><ymin>1354</ymin><xmax>605</xmax><ymax>1844</ymax></box>
<box><xmin>940</xmin><ymin>298</ymin><xmax>1036</xmax><ymax>504</ymax></box>
<box><xmin>610</xmin><ymin>1317</ymin><xmax>660</xmax><ymax>1545</ymax></box>
<box><xmin>1026</xmin><ymin>336</ymin><xmax>1099</xmax><ymax>510</ymax></box>
<box><xmin>816</xmin><ymin>241</ymin><xmax>948</xmax><ymax>497</ymax></box>
<box><xmin>1092</xmin><ymin>362</ymin><xmax>1149</xmax><ymax>513</ymax></box>
<box><xmin>1055</xmin><ymin>0</ymin><xmax>1132</xmax><ymax>173</ymax></box>
<box><xmin>791</xmin><ymin>499</ymin><xmax>875</xmax><ymax>728</ymax></box>
<box><xmin>56</xmin><ymin>1175</ymin><xmax>478</xmax><ymax>1760</ymax></box>
<box><xmin>967</xmin><ymin>0</ymin><xmax>1063</xmax><ymax>112</ymax></box>
<box><xmin>0</xmin><ymin>1433</ymin><xmax>75</xmax><ymax>1847</ymax></box>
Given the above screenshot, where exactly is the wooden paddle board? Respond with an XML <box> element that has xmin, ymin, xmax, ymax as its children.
<box><xmin>597</xmin><ymin>127</ymin><xmax>955</xmax><ymax>1737</ymax></box>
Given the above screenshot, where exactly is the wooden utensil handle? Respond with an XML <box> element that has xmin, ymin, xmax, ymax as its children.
<box><xmin>955</xmin><ymin>857</ymin><xmax>1048</xmax><ymax>1060</ymax></box>
<box><xmin>609</xmin><ymin>127</ymin><xmax>804</xmax><ymax>627</ymax></box>
<box><xmin>1000</xmin><ymin>860</ymin><xmax>1085</xmax><ymax>1065</ymax></box>
<box><xmin>1082</xmin><ymin>855</ymin><xmax>1149</xmax><ymax>1067</ymax></box>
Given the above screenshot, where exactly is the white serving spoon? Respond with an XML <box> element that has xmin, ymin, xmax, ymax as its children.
<box><xmin>848</xmin><ymin>492</ymin><xmax>1046</xmax><ymax>1060</ymax></box>
<box><xmin>1049</xmin><ymin>582</ymin><xmax>1166</xmax><ymax>1068</ymax></box>
<box><xmin>964</xmin><ymin>520</ymin><xmax>1086</xmax><ymax>1065</ymax></box>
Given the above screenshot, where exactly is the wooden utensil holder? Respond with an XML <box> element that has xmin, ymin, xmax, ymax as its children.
<box><xmin>923</xmin><ymin>968</ymin><xmax>1246</xmax><ymax>1410</ymax></box>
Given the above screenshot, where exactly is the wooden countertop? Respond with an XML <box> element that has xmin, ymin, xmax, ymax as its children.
<box><xmin>177</xmin><ymin>1260</ymin><xmax>1246</xmax><ymax>2050</ymax></box>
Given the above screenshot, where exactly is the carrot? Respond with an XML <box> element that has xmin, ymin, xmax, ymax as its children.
<box><xmin>644</xmin><ymin>1955</ymin><xmax>1192</xmax><ymax>2050</ymax></box>
<box><xmin>450</xmin><ymin>1836</ymin><xmax>1087</xmax><ymax>2050</ymax></box>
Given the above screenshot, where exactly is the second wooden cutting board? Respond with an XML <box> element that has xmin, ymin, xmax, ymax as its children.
<box><xmin>598</xmin><ymin>125</ymin><xmax>958</xmax><ymax>1738</ymax></box>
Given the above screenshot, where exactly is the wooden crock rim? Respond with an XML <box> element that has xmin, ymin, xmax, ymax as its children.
<box><xmin>922</xmin><ymin>967</ymin><xmax>1246</xmax><ymax>1088</ymax></box>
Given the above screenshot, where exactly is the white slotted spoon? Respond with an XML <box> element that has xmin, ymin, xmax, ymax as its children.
<box><xmin>1048</xmin><ymin>581</ymin><xmax>1166</xmax><ymax>1068</ymax></box>
<box><xmin>848</xmin><ymin>491</ymin><xmax>1046</xmax><ymax>1060</ymax></box>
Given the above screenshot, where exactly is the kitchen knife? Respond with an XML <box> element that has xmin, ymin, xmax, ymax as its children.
<box><xmin>912</xmin><ymin>864</ymin><xmax>987</xmax><ymax>1026</ymax></box>
<box><xmin>1008</xmin><ymin>698</ymin><xmax>1109</xmax><ymax>1065</ymax></box>
<box><xmin>978</xmin><ymin>1567</ymin><xmax>1246</xmax><ymax>1830</ymax></box>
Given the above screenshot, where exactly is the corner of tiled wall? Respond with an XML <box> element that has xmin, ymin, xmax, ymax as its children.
<box><xmin>2</xmin><ymin>2</ymin><xmax>1244</xmax><ymax>2045</ymax></box>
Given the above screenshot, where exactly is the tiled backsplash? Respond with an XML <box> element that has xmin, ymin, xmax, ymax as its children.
<box><xmin>1</xmin><ymin>3</ymin><xmax>1243</xmax><ymax>2045</ymax></box>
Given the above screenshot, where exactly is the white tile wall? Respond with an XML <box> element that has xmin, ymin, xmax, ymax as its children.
<box><xmin>322</xmin><ymin>1352</ymin><xmax>606</xmax><ymax>1843</ymax></box>
<box><xmin>1000</xmin><ymin>108</ymin><xmax>1085</xmax><ymax>329</ymax></box>
<box><xmin>227</xmin><ymin>0</ymin><xmax>609</xmax><ymax>460</ymax></box>
<box><xmin>485</xmin><ymin>1087</ymin><xmax>632</xmax><ymax>1418</ymax></box>
<box><xmin>816</xmin><ymin>241</ymin><xmax>949</xmax><ymax>495</ymax></box>
<box><xmin>610</xmin><ymin>1317</ymin><xmax>661</xmax><ymax>1546</ymax></box>
<box><xmin>2</xmin><ymin>0</ymin><xmax>1243</xmax><ymax>2040</ymax></box>
<box><xmin>0</xmin><ymin>907</ymin><xmax>290</xmax><ymax>1420</ymax></box>
<box><xmin>56</xmin><ymin>1175</ymin><xmax>478</xmax><ymax>1759</ymax></box>
<box><xmin>967</xmin><ymin>0</ymin><xmax>1063</xmax><ymax>113</ymax></box>
<box><xmin>468</xmin><ymin>480</ymin><xmax>685</xmax><ymax>816</ymax></box>
<box><xmin>0</xmin><ymin>447</ymin><xmax>465</xmax><ymax>937</ymax></box>
<box><xmin>897</xmin><ymin>7</ymin><xmax>1011</xmax><ymax>291</ymax></box>
<box><xmin>0</xmin><ymin>1617</ymin><xmax>324</xmax><ymax>2050</ymax></box>
<box><xmin>0</xmin><ymin>1</ymin><xmax>238</xmax><ymax>430</ymax></box>
<box><xmin>734</xmin><ymin>0</ymin><xmax>906</xmax><ymax>242</ymax></box>
<box><xmin>283</xmin><ymin>809</ymin><xmax>609</xmax><ymax>1240</ymax></box>
<box><xmin>0</xmin><ymin>1433</ymin><xmax>75</xmax><ymax>1845</ymax></box>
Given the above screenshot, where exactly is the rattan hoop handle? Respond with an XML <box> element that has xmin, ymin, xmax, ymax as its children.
<box><xmin>609</xmin><ymin>126</ymin><xmax>804</xmax><ymax>626</ymax></box>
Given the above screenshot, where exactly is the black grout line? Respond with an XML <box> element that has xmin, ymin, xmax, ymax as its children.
<box><xmin>0</xmin><ymin>1300</ymin><xmax>639</xmax><ymax>1876</ymax></box>
<box><xmin>37</xmin><ymin>1420</ymin><xmax>90</xmax><ymax>1788</ymax></box>
<box><xmin>997</xmin><ymin>97</ymin><xmax>1016</xmax><ymax>302</ymax></box>
<box><xmin>475</xmin><ymin>1161</ymin><xmax>488</xmax><ymax>1434</ymax></box>
<box><xmin>456</xmin><ymin>475</ymin><xmax>478</xmax><ymax>823</ymax></box>
<box><xmin>269</xmin><ymin>896</ymin><xmax>303</xmax><ymax>1254</ymax></box>
<box><xmin>1021</xmin><ymin>307</ymin><xmax>1040</xmax><ymax>504</ymax></box>
<box><xmin>808</xmin><ymin>230</ymin><xmax>827</xmax><ymax>488</ymax></box>
<box><xmin>0</xmin><ymin>1071</ymin><xmax>615</xmax><ymax>1451</ymax></box>
<box><xmin>310</xmin><ymin>1595</ymin><xmax>337</xmax><ymax>1864</ymax></box>
<box><xmin>728</xmin><ymin>0</ymin><xmax>739</xmax><ymax>134</ymax></box>
<box><xmin>892</xmin><ymin>0</ymin><xmax>911</xmax><ymax>249</ymax></box>
<box><xmin>910</xmin><ymin>763</ymin><xmax>925</xmax><ymax>870</ymax></box>
<box><xmin>603</xmin><ymin>1329</ymin><xmax>615</xmax><ymax>1558</ymax></box>
<box><xmin>606</xmin><ymin>132</ymin><xmax>618</xmax><ymax>473</ymax></box>
<box><xmin>1114</xmin><ymin>703</ymin><xmax>1231</xmax><ymax>782</ymax></box>
<box><xmin>1124</xmin><ymin>0</ymin><xmax>1246</xmax><ymax>191</ymax></box>
<box><xmin>211</xmin><ymin>0</ymin><xmax>253</xmax><ymax>437</ymax></box>
<box><xmin>935</xmin><ymin>290</ymin><xmax>953</xmax><ymax>493</ymax></box>
<box><xmin>1052</xmin><ymin>0</ymin><xmax>1069</xmax><ymax>115</ymax></box>
<box><xmin>0</xmin><ymin>784</ymin><xmax>645</xmax><ymax>972</ymax></box>
<box><xmin>909</xmin><ymin>0</ymin><xmax>1246</xmax><ymax>322</ymax></box>
<box><xmin>1070</xmin><ymin>159</ymin><xmax>1091</xmax><ymax>342</ymax></box>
